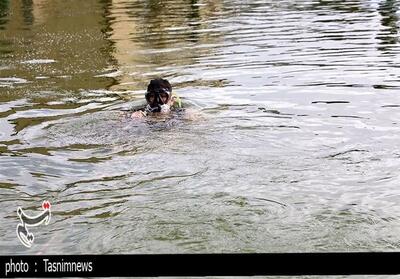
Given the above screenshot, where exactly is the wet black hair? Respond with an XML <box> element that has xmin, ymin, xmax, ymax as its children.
<box><xmin>146</xmin><ymin>78</ymin><xmax>172</xmax><ymax>95</ymax></box>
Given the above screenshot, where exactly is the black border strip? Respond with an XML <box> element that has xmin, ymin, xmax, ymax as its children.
<box><xmin>1</xmin><ymin>253</ymin><xmax>399</xmax><ymax>277</ymax></box>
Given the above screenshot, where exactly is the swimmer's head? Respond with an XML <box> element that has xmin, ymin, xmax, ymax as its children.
<box><xmin>145</xmin><ymin>78</ymin><xmax>172</xmax><ymax>113</ymax></box>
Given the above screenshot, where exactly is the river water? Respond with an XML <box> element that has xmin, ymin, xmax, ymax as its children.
<box><xmin>1</xmin><ymin>0</ymin><xmax>400</xmax><ymax>255</ymax></box>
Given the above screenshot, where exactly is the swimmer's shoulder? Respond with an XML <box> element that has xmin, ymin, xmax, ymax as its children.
<box><xmin>172</xmin><ymin>95</ymin><xmax>204</xmax><ymax>121</ymax></box>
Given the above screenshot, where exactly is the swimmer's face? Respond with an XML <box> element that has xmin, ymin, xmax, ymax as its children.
<box><xmin>147</xmin><ymin>92</ymin><xmax>169</xmax><ymax>106</ymax></box>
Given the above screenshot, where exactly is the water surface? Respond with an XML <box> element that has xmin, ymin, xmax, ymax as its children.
<box><xmin>1</xmin><ymin>0</ymin><xmax>400</xmax><ymax>254</ymax></box>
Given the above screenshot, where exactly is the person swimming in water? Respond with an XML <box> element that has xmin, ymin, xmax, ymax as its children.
<box><xmin>130</xmin><ymin>78</ymin><xmax>182</xmax><ymax>118</ymax></box>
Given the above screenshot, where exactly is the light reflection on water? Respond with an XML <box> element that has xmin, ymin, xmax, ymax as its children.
<box><xmin>1</xmin><ymin>0</ymin><xmax>400</xmax><ymax>254</ymax></box>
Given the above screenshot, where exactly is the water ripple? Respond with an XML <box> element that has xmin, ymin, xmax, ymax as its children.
<box><xmin>1</xmin><ymin>0</ymin><xmax>400</xmax><ymax>254</ymax></box>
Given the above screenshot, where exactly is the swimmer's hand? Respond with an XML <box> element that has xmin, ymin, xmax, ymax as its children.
<box><xmin>130</xmin><ymin>111</ymin><xmax>147</xmax><ymax>118</ymax></box>
<box><xmin>160</xmin><ymin>104</ymin><xmax>171</xmax><ymax>113</ymax></box>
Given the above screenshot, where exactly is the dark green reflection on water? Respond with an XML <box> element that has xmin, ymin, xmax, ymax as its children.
<box><xmin>21</xmin><ymin>0</ymin><xmax>33</xmax><ymax>27</ymax></box>
<box><xmin>377</xmin><ymin>0</ymin><xmax>399</xmax><ymax>52</ymax></box>
<box><xmin>0</xmin><ymin>0</ymin><xmax>10</xmax><ymax>56</ymax></box>
<box><xmin>0</xmin><ymin>0</ymin><xmax>227</xmax><ymax>92</ymax></box>
<box><xmin>0</xmin><ymin>0</ymin><xmax>116</xmax><ymax>91</ymax></box>
<box><xmin>2</xmin><ymin>0</ymin><xmax>400</xmax><ymax>255</ymax></box>
<box><xmin>312</xmin><ymin>0</ymin><xmax>366</xmax><ymax>13</ymax></box>
<box><xmin>0</xmin><ymin>0</ymin><xmax>9</xmax><ymax>30</ymax></box>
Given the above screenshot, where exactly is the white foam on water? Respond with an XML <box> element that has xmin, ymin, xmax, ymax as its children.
<box><xmin>0</xmin><ymin>77</ymin><xmax>29</xmax><ymax>87</ymax></box>
<box><xmin>21</xmin><ymin>59</ymin><xmax>56</xmax><ymax>64</ymax></box>
<box><xmin>95</xmin><ymin>70</ymin><xmax>122</xmax><ymax>78</ymax></box>
<box><xmin>0</xmin><ymin>77</ymin><xmax>28</xmax><ymax>83</ymax></box>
